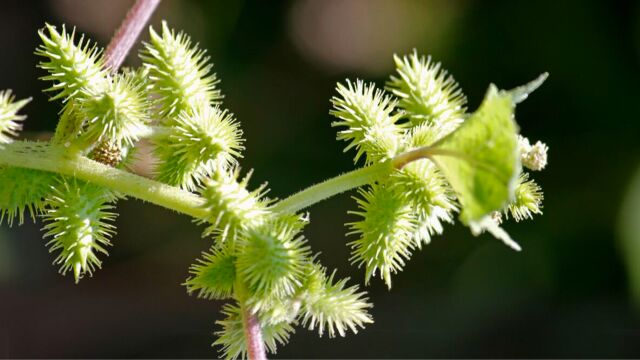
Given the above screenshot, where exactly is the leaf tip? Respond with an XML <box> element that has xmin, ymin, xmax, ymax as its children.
<box><xmin>509</xmin><ymin>72</ymin><xmax>549</xmax><ymax>104</ymax></box>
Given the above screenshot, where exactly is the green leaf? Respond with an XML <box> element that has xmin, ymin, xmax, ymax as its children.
<box><xmin>469</xmin><ymin>216</ymin><xmax>521</xmax><ymax>251</ymax></box>
<box><xmin>430</xmin><ymin>84</ymin><xmax>520</xmax><ymax>224</ymax></box>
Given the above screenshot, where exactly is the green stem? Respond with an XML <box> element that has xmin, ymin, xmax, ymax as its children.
<box><xmin>271</xmin><ymin>145</ymin><xmax>470</xmax><ymax>214</ymax></box>
<box><xmin>271</xmin><ymin>160</ymin><xmax>394</xmax><ymax>214</ymax></box>
<box><xmin>0</xmin><ymin>142</ymin><xmax>448</xmax><ymax>221</ymax></box>
<box><xmin>393</xmin><ymin>144</ymin><xmax>511</xmax><ymax>181</ymax></box>
<box><xmin>390</xmin><ymin>145</ymin><xmax>454</xmax><ymax>169</ymax></box>
<box><xmin>0</xmin><ymin>141</ymin><xmax>208</xmax><ymax>219</ymax></box>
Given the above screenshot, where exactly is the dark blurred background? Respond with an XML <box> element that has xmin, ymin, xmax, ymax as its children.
<box><xmin>1</xmin><ymin>0</ymin><xmax>640</xmax><ymax>358</ymax></box>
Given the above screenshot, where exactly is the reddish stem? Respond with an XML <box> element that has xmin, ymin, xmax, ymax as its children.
<box><xmin>243</xmin><ymin>307</ymin><xmax>267</xmax><ymax>360</ymax></box>
<box><xmin>104</xmin><ymin>2</ymin><xmax>268</xmax><ymax>358</ymax></box>
<box><xmin>104</xmin><ymin>0</ymin><xmax>161</xmax><ymax>72</ymax></box>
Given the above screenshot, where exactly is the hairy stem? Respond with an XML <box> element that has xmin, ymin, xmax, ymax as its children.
<box><xmin>104</xmin><ymin>0</ymin><xmax>161</xmax><ymax>72</ymax></box>
<box><xmin>271</xmin><ymin>160</ymin><xmax>394</xmax><ymax>214</ymax></box>
<box><xmin>394</xmin><ymin>144</ymin><xmax>511</xmax><ymax>181</ymax></box>
<box><xmin>0</xmin><ymin>142</ymin><xmax>463</xmax><ymax>222</ymax></box>
<box><xmin>103</xmin><ymin>2</ymin><xmax>268</xmax><ymax>357</ymax></box>
<box><xmin>391</xmin><ymin>145</ymin><xmax>464</xmax><ymax>169</ymax></box>
<box><xmin>271</xmin><ymin>146</ymin><xmax>458</xmax><ymax>214</ymax></box>
<box><xmin>242</xmin><ymin>307</ymin><xmax>267</xmax><ymax>360</ymax></box>
<box><xmin>0</xmin><ymin>142</ymin><xmax>207</xmax><ymax>219</ymax></box>
<box><xmin>0</xmin><ymin>143</ymin><xmax>453</xmax><ymax>221</ymax></box>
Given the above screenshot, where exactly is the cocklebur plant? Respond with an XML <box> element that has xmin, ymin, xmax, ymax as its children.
<box><xmin>0</xmin><ymin>0</ymin><xmax>549</xmax><ymax>358</ymax></box>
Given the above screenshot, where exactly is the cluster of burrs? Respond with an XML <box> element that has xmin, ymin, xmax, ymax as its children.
<box><xmin>0</xmin><ymin>19</ymin><xmax>547</xmax><ymax>358</ymax></box>
<box><xmin>330</xmin><ymin>52</ymin><xmax>548</xmax><ymax>287</ymax></box>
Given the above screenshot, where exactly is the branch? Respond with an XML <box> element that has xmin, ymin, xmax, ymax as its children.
<box><xmin>271</xmin><ymin>161</ymin><xmax>393</xmax><ymax>214</ymax></box>
<box><xmin>391</xmin><ymin>145</ymin><xmax>464</xmax><ymax>169</ymax></box>
<box><xmin>104</xmin><ymin>0</ymin><xmax>161</xmax><ymax>72</ymax></box>
<box><xmin>0</xmin><ymin>142</ymin><xmax>207</xmax><ymax>219</ymax></box>
<box><xmin>0</xmin><ymin>143</ymin><xmax>462</xmax><ymax>221</ymax></box>
<box><xmin>242</xmin><ymin>307</ymin><xmax>267</xmax><ymax>360</ymax></box>
<box><xmin>271</xmin><ymin>146</ymin><xmax>461</xmax><ymax>214</ymax></box>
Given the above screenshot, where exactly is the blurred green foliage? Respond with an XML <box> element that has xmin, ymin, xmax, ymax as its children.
<box><xmin>619</xmin><ymin>165</ymin><xmax>640</xmax><ymax>309</ymax></box>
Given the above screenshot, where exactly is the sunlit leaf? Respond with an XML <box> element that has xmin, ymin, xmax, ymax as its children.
<box><xmin>431</xmin><ymin>84</ymin><xmax>520</xmax><ymax>224</ymax></box>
